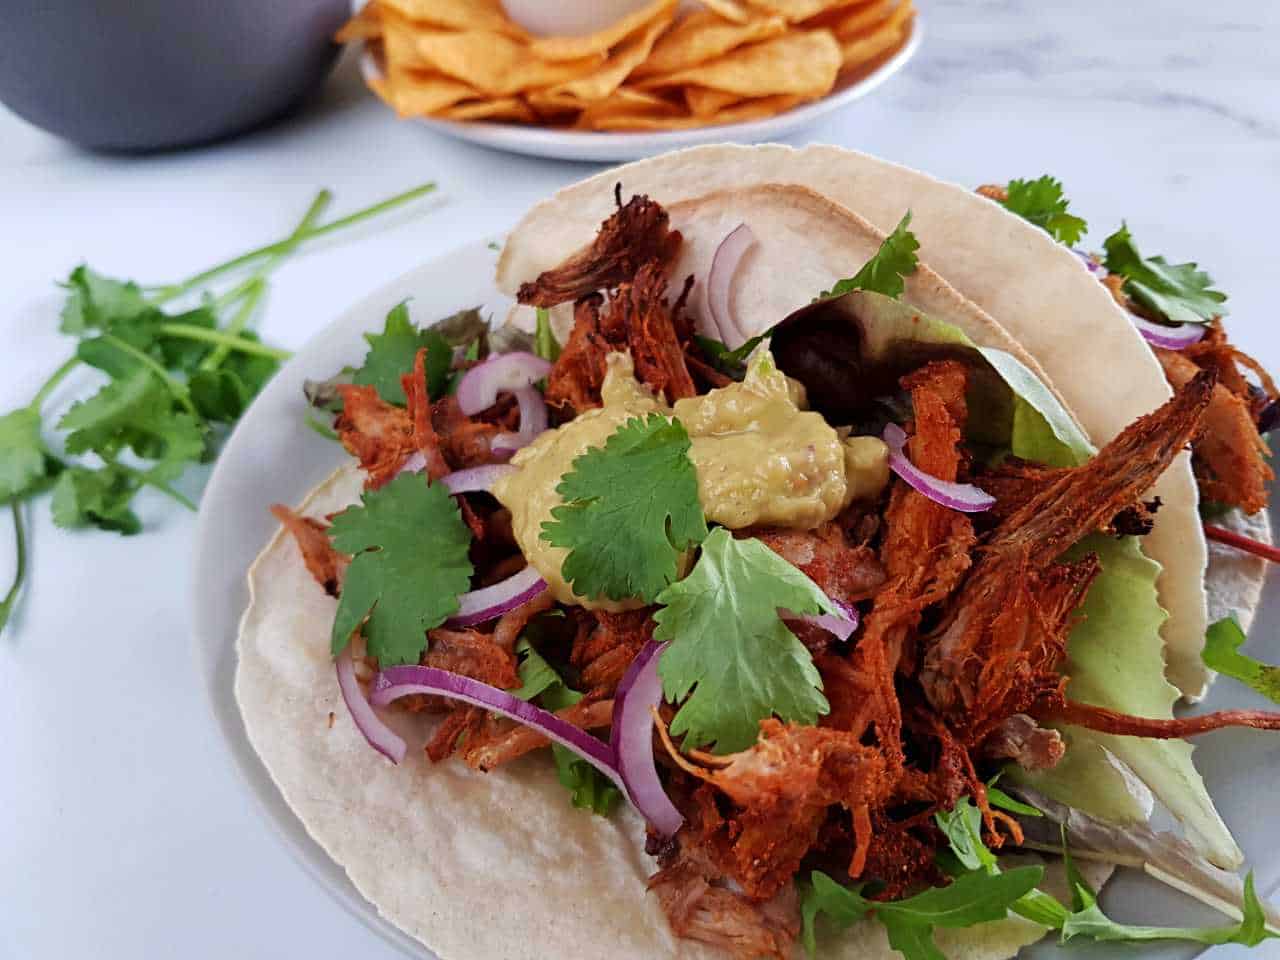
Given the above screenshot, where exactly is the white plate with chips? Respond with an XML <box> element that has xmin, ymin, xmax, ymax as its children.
<box><xmin>352</xmin><ymin>3</ymin><xmax>922</xmax><ymax>163</ymax></box>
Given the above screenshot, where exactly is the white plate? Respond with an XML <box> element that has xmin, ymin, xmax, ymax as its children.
<box><xmin>192</xmin><ymin>238</ymin><xmax>1280</xmax><ymax>959</ymax></box>
<box><xmin>360</xmin><ymin>18</ymin><xmax>922</xmax><ymax>163</ymax></box>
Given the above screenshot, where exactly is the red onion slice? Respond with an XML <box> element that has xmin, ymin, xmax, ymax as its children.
<box><xmin>336</xmin><ymin>646</ymin><xmax>407</xmax><ymax>764</ymax></box>
<box><xmin>371</xmin><ymin>665</ymin><xmax>622</xmax><ymax>784</ymax></box>
<box><xmin>882</xmin><ymin>423</ymin><xmax>995</xmax><ymax>513</ymax></box>
<box><xmin>785</xmin><ymin>599</ymin><xmax>860</xmax><ymax>642</ymax></box>
<box><xmin>456</xmin><ymin>352</ymin><xmax>553</xmax><ymax>415</ymax></box>
<box><xmin>611</xmin><ymin>640</ymin><xmax>684</xmax><ymax>837</ymax></box>
<box><xmin>707</xmin><ymin>223</ymin><xmax>756</xmax><ymax>348</ymax></box>
<box><xmin>440</xmin><ymin>464</ymin><xmax>517</xmax><ymax>495</ymax></box>
<box><xmin>447</xmin><ymin>564</ymin><xmax>547</xmax><ymax>627</ymax></box>
<box><xmin>1071</xmin><ymin>248</ymin><xmax>1106</xmax><ymax>276</ymax></box>
<box><xmin>492</xmin><ymin>385</ymin><xmax>549</xmax><ymax>455</ymax></box>
<box><xmin>1130</xmin><ymin>312</ymin><xmax>1206</xmax><ymax>351</ymax></box>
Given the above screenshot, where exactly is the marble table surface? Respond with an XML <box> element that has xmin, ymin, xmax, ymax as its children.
<box><xmin>1</xmin><ymin>2</ymin><xmax>1277</xmax><ymax>958</ymax></box>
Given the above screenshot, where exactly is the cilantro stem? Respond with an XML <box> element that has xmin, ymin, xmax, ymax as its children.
<box><xmin>30</xmin><ymin>355</ymin><xmax>81</xmax><ymax>411</ymax></box>
<box><xmin>158</xmin><ymin>323</ymin><xmax>292</xmax><ymax>362</ymax></box>
<box><xmin>115</xmin><ymin>464</ymin><xmax>197</xmax><ymax>512</ymax></box>
<box><xmin>99</xmin><ymin>333</ymin><xmax>199</xmax><ymax>419</ymax></box>
<box><xmin>150</xmin><ymin>182</ymin><xmax>435</xmax><ymax>304</ymax></box>
<box><xmin>210</xmin><ymin>189</ymin><xmax>331</xmax><ymax>315</ymax></box>
<box><xmin>201</xmin><ymin>279</ymin><xmax>268</xmax><ymax>372</ymax></box>
<box><xmin>0</xmin><ymin>500</ymin><xmax>27</xmax><ymax>634</ymax></box>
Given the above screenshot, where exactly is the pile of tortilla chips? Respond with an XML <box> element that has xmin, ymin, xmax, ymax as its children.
<box><xmin>337</xmin><ymin>0</ymin><xmax>916</xmax><ymax>131</ymax></box>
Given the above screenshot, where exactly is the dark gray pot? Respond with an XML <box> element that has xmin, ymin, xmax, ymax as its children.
<box><xmin>0</xmin><ymin>0</ymin><xmax>349</xmax><ymax>151</ymax></box>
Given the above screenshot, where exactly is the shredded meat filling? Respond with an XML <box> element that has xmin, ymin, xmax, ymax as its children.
<box><xmin>270</xmin><ymin>505</ymin><xmax>347</xmax><ymax>596</ymax></box>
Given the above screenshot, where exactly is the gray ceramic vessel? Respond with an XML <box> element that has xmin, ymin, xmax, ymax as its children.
<box><xmin>0</xmin><ymin>0</ymin><xmax>350</xmax><ymax>151</ymax></box>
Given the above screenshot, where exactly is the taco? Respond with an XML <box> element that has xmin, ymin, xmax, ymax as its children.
<box><xmin>237</xmin><ymin>155</ymin><xmax>1280</xmax><ymax>960</ymax></box>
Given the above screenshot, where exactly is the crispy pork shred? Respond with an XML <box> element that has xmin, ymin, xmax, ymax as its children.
<box><xmin>516</xmin><ymin>192</ymin><xmax>681</xmax><ymax>308</ymax></box>
<box><xmin>270</xmin><ymin>505</ymin><xmax>347</xmax><ymax>596</ymax></box>
<box><xmin>921</xmin><ymin>371</ymin><xmax>1215</xmax><ymax>739</ymax></box>
<box><xmin>1157</xmin><ymin>336</ymin><xmax>1274</xmax><ymax>514</ymax></box>
<box><xmin>979</xmin><ymin>713</ymin><xmax>1065</xmax><ymax>771</ymax></box>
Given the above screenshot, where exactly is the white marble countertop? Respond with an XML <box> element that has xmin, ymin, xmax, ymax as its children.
<box><xmin>2</xmin><ymin>2</ymin><xmax>1278</xmax><ymax>958</ymax></box>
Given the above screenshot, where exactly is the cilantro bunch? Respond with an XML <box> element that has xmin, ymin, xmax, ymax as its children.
<box><xmin>0</xmin><ymin>182</ymin><xmax>436</xmax><ymax>635</ymax></box>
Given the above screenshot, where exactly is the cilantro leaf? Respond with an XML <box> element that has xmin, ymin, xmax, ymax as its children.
<box><xmin>514</xmin><ymin>637</ymin><xmax>621</xmax><ymax>816</ymax></box>
<box><xmin>534</xmin><ymin>307</ymin><xmax>561</xmax><ymax>362</ymax></box>
<box><xmin>820</xmin><ymin>212</ymin><xmax>919</xmax><ymax>300</ymax></box>
<box><xmin>327</xmin><ymin>474</ymin><xmax>474</xmax><ymax>665</ymax></box>
<box><xmin>1000</xmin><ymin>176</ymin><xmax>1088</xmax><ymax>245</ymax></box>
<box><xmin>542</xmin><ymin>414</ymin><xmax>707</xmax><ymax>604</ymax></box>
<box><xmin>985</xmin><ymin>782</ymin><xmax>1042</xmax><ymax>818</ymax></box>
<box><xmin>59</xmin><ymin>266</ymin><xmax>150</xmax><ymax>334</ymax></box>
<box><xmin>57</xmin><ymin>370</ymin><xmax>205</xmax><ymax>469</ymax></box>
<box><xmin>51</xmin><ymin>465</ymin><xmax>142</xmax><ymax>534</ymax></box>
<box><xmin>654</xmin><ymin>527</ymin><xmax>831</xmax><ymax>753</ymax></box>
<box><xmin>801</xmin><ymin>867</ymin><xmax>1045</xmax><ymax>959</ymax></box>
<box><xmin>0</xmin><ymin>408</ymin><xmax>48</xmax><ymax>501</ymax></box>
<box><xmin>351</xmin><ymin>302</ymin><xmax>451</xmax><ymax>405</ymax></box>
<box><xmin>1202</xmin><ymin>616</ymin><xmax>1280</xmax><ymax>704</ymax></box>
<box><xmin>1102</xmin><ymin>223</ymin><xmax>1227</xmax><ymax>325</ymax></box>
<box><xmin>188</xmin><ymin>336</ymin><xmax>280</xmax><ymax>423</ymax></box>
<box><xmin>1062</xmin><ymin>872</ymin><xmax>1275</xmax><ymax>947</ymax></box>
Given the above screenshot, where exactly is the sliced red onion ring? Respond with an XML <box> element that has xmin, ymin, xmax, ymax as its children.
<box><xmin>707</xmin><ymin>223</ymin><xmax>755</xmax><ymax>348</ymax></box>
<box><xmin>456</xmin><ymin>352</ymin><xmax>553</xmax><ymax>415</ymax></box>
<box><xmin>611</xmin><ymin>640</ymin><xmax>684</xmax><ymax>837</ymax></box>
<box><xmin>492</xmin><ymin>385</ymin><xmax>548</xmax><ymax>455</ymax></box>
<box><xmin>784</xmin><ymin>599</ymin><xmax>860</xmax><ymax>642</ymax></box>
<box><xmin>447</xmin><ymin>564</ymin><xmax>547</xmax><ymax>627</ymax></box>
<box><xmin>883</xmin><ymin>423</ymin><xmax>995</xmax><ymax>513</ymax></box>
<box><xmin>371</xmin><ymin>665</ymin><xmax>622</xmax><ymax>784</ymax></box>
<box><xmin>440</xmin><ymin>464</ymin><xmax>516</xmax><ymax>495</ymax></box>
<box><xmin>336</xmin><ymin>646</ymin><xmax>407</xmax><ymax>764</ymax></box>
<box><xmin>1130</xmin><ymin>312</ymin><xmax>1206</xmax><ymax>351</ymax></box>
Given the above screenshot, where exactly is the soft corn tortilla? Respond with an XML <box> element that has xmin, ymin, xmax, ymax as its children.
<box><xmin>495</xmin><ymin>143</ymin><xmax>1221</xmax><ymax>705</ymax></box>
<box><xmin>237</xmin><ymin>464</ymin><xmax>1103</xmax><ymax>960</ymax></box>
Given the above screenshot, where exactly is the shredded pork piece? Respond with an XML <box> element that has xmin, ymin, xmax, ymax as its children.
<box><xmin>979</xmin><ymin>713</ymin><xmax>1065</xmax><ymax>771</ymax></box>
<box><xmin>979</xmin><ymin>457</ymin><xmax>1161</xmax><ymax>535</ymax></box>
<box><xmin>404</xmin><ymin>346</ymin><xmax>451</xmax><ymax>480</ymax></box>
<box><xmin>516</xmin><ymin>193</ymin><xmax>681</xmax><ymax>308</ymax></box>
<box><xmin>1158</xmin><ymin>346</ymin><xmax>1272</xmax><ymax>513</ymax></box>
<box><xmin>334</xmin><ymin>384</ymin><xmax>417</xmax><ymax>488</ymax></box>
<box><xmin>460</xmin><ymin>698</ymin><xmax>613</xmax><ymax>771</ymax></box>
<box><xmin>1047</xmin><ymin>701</ymin><xmax>1280</xmax><ymax>738</ymax></box>
<box><xmin>424</xmin><ymin>627</ymin><xmax>519</xmax><ymax>690</ymax></box>
<box><xmin>975</xmin><ymin>184</ymin><xmax>1008</xmax><ymax>202</ymax></box>
<box><xmin>614</xmin><ymin>261</ymin><xmax>698</xmax><ymax>403</ymax></box>
<box><xmin>570</xmin><ymin>609</ymin><xmax>655</xmax><ymax>697</ymax></box>
<box><xmin>922</xmin><ymin>372</ymin><xmax>1215</xmax><ymax>738</ymax></box>
<box><xmin>492</xmin><ymin>590</ymin><xmax>555</xmax><ymax>652</ymax></box>
<box><xmin>270</xmin><ymin>505</ymin><xmax>347</xmax><ymax>596</ymax></box>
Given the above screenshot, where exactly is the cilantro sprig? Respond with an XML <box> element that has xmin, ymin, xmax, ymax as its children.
<box><xmin>352</xmin><ymin>302</ymin><xmax>452</xmax><ymax>405</ymax></box>
<box><xmin>0</xmin><ymin>182</ymin><xmax>437</xmax><ymax>637</ymax></box>
<box><xmin>654</xmin><ymin>527</ymin><xmax>833</xmax><ymax>754</ymax></box>
<box><xmin>1103</xmin><ymin>222</ymin><xmax>1227</xmax><ymax>325</ymax></box>
<box><xmin>328</xmin><ymin>473</ymin><xmax>473</xmax><ymax>665</ymax></box>
<box><xmin>819</xmin><ymin>211</ymin><xmax>920</xmax><ymax>301</ymax></box>
<box><xmin>541</xmin><ymin>414</ymin><xmax>707</xmax><ymax>604</ymax></box>
<box><xmin>513</xmin><ymin>636</ymin><xmax>620</xmax><ymax>815</ymax></box>
<box><xmin>999</xmin><ymin>176</ymin><xmax>1088</xmax><ymax>245</ymax></box>
<box><xmin>1202</xmin><ymin>616</ymin><xmax>1280</xmax><ymax>704</ymax></box>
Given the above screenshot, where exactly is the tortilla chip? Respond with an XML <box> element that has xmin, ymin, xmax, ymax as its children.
<box><xmin>635</xmin><ymin>29</ymin><xmax>840</xmax><ymax>98</ymax></box>
<box><xmin>439</xmin><ymin>98</ymin><xmax>537</xmax><ymax>122</ymax></box>
<box><xmin>590</xmin><ymin>93</ymin><xmax>802</xmax><ymax>129</ymax></box>
<box><xmin>740</xmin><ymin>0</ymin><xmax>849</xmax><ymax>21</ymax></box>
<box><xmin>528</xmin><ymin>0</ymin><xmax>678</xmax><ymax>62</ymax></box>
<box><xmin>373</xmin><ymin>69</ymin><xmax>478</xmax><ymax>116</ymax></box>
<box><xmin>699</xmin><ymin>0</ymin><xmax>753</xmax><ymax>22</ymax></box>
<box><xmin>375</xmin><ymin>0</ymin><xmax>523</xmax><ymax>35</ymax></box>
<box><xmin>543</xmin><ymin>14</ymin><xmax>674</xmax><ymax>102</ymax></box>
<box><xmin>631</xmin><ymin>9</ymin><xmax>788</xmax><ymax>78</ymax></box>
<box><xmin>683</xmin><ymin>85</ymin><xmax>743</xmax><ymax>116</ymax></box>
<box><xmin>575</xmin><ymin>88</ymin><xmax>684</xmax><ymax>128</ymax></box>
<box><xmin>839</xmin><ymin>0</ymin><xmax>913</xmax><ymax>70</ymax></box>
<box><xmin>823</xmin><ymin>0</ymin><xmax>896</xmax><ymax>37</ymax></box>
<box><xmin>335</xmin><ymin>2</ymin><xmax>383</xmax><ymax>43</ymax></box>
<box><xmin>404</xmin><ymin>31</ymin><xmax>603</xmax><ymax>96</ymax></box>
